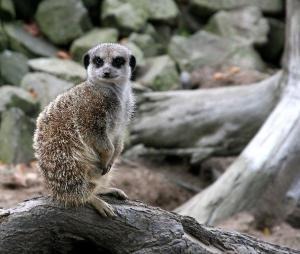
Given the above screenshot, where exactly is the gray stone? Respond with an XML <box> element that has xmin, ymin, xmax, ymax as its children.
<box><xmin>101</xmin><ymin>0</ymin><xmax>179</xmax><ymax>33</ymax></box>
<box><xmin>0</xmin><ymin>50</ymin><xmax>29</xmax><ymax>86</ymax></box>
<box><xmin>28</xmin><ymin>58</ymin><xmax>86</xmax><ymax>83</ymax></box>
<box><xmin>101</xmin><ymin>0</ymin><xmax>148</xmax><ymax>32</ymax></box>
<box><xmin>3</xmin><ymin>22</ymin><xmax>58</xmax><ymax>58</ymax></box>
<box><xmin>190</xmin><ymin>0</ymin><xmax>283</xmax><ymax>16</ymax></box>
<box><xmin>128</xmin><ymin>33</ymin><xmax>162</xmax><ymax>57</ymax></box>
<box><xmin>0</xmin><ymin>25</ymin><xmax>8</xmax><ymax>51</ymax></box>
<box><xmin>36</xmin><ymin>0</ymin><xmax>92</xmax><ymax>45</ymax></box>
<box><xmin>168</xmin><ymin>31</ymin><xmax>265</xmax><ymax>72</ymax></box>
<box><xmin>146</xmin><ymin>0</ymin><xmax>179</xmax><ymax>23</ymax></box>
<box><xmin>70</xmin><ymin>28</ymin><xmax>118</xmax><ymax>62</ymax></box>
<box><xmin>0</xmin><ymin>85</ymin><xmax>38</xmax><ymax>116</ymax></box>
<box><xmin>0</xmin><ymin>0</ymin><xmax>15</xmax><ymax>20</ymax></box>
<box><xmin>21</xmin><ymin>72</ymin><xmax>74</xmax><ymax>109</ymax></box>
<box><xmin>205</xmin><ymin>6</ymin><xmax>269</xmax><ymax>46</ymax></box>
<box><xmin>138</xmin><ymin>55</ymin><xmax>179</xmax><ymax>91</ymax></box>
<box><xmin>0</xmin><ymin>108</ymin><xmax>35</xmax><ymax>164</ymax></box>
<box><xmin>122</xmin><ymin>41</ymin><xmax>145</xmax><ymax>67</ymax></box>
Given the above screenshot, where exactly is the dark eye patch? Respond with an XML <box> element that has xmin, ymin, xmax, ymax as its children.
<box><xmin>112</xmin><ymin>56</ymin><xmax>126</xmax><ymax>68</ymax></box>
<box><xmin>92</xmin><ymin>56</ymin><xmax>104</xmax><ymax>68</ymax></box>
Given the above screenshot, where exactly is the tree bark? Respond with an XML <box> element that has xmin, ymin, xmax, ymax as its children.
<box><xmin>0</xmin><ymin>196</ymin><xmax>299</xmax><ymax>254</ymax></box>
<box><xmin>131</xmin><ymin>72</ymin><xmax>282</xmax><ymax>164</ymax></box>
<box><xmin>176</xmin><ymin>0</ymin><xmax>300</xmax><ymax>226</ymax></box>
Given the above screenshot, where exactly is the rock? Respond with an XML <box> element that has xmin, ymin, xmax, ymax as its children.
<box><xmin>0</xmin><ymin>0</ymin><xmax>15</xmax><ymax>20</ymax></box>
<box><xmin>190</xmin><ymin>0</ymin><xmax>284</xmax><ymax>16</ymax></box>
<box><xmin>138</xmin><ymin>55</ymin><xmax>179</xmax><ymax>91</ymax></box>
<box><xmin>146</xmin><ymin>0</ymin><xmax>179</xmax><ymax>23</ymax></box>
<box><xmin>0</xmin><ymin>85</ymin><xmax>38</xmax><ymax>116</ymax></box>
<box><xmin>70</xmin><ymin>28</ymin><xmax>118</xmax><ymax>62</ymax></box>
<box><xmin>128</xmin><ymin>33</ymin><xmax>162</xmax><ymax>57</ymax></box>
<box><xmin>101</xmin><ymin>0</ymin><xmax>148</xmax><ymax>33</ymax></box>
<box><xmin>21</xmin><ymin>72</ymin><xmax>74</xmax><ymax>109</ymax></box>
<box><xmin>205</xmin><ymin>6</ymin><xmax>269</xmax><ymax>46</ymax></box>
<box><xmin>28</xmin><ymin>58</ymin><xmax>86</xmax><ymax>83</ymax></box>
<box><xmin>0</xmin><ymin>50</ymin><xmax>29</xmax><ymax>86</ymax></box>
<box><xmin>121</xmin><ymin>41</ymin><xmax>145</xmax><ymax>68</ymax></box>
<box><xmin>3</xmin><ymin>22</ymin><xmax>58</xmax><ymax>58</ymax></box>
<box><xmin>101</xmin><ymin>0</ymin><xmax>179</xmax><ymax>33</ymax></box>
<box><xmin>168</xmin><ymin>31</ymin><xmax>265</xmax><ymax>72</ymax></box>
<box><xmin>35</xmin><ymin>0</ymin><xmax>91</xmax><ymax>45</ymax></box>
<box><xmin>0</xmin><ymin>26</ymin><xmax>8</xmax><ymax>51</ymax></box>
<box><xmin>0</xmin><ymin>108</ymin><xmax>35</xmax><ymax>164</ymax></box>
<box><xmin>258</xmin><ymin>18</ymin><xmax>285</xmax><ymax>64</ymax></box>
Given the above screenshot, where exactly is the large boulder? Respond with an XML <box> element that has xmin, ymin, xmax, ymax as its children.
<box><xmin>0</xmin><ymin>0</ymin><xmax>15</xmax><ymax>20</ymax></box>
<box><xmin>21</xmin><ymin>72</ymin><xmax>74</xmax><ymax>109</ymax></box>
<box><xmin>0</xmin><ymin>50</ymin><xmax>29</xmax><ymax>86</ymax></box>
<box><xmin>121</xmin><ymin>41</ymin><xmax>145</xmax><ymax>68</ymax></box>
<box><xmin>168</xmin><ymin>31</ymin><xmax>265</xmax><ymax>72</ymax></box>
<box><xmin>0</xmin><ymin>85</ymin><xmax>38</xmax><ymax>116</ymax></box>
<box><xmin>28</xmin><ymin>58</ymin><xmax>86</xmax><ymax>83</ymax></box>
<box><xmin>190</xmin><ymin>0</ymin><xmax>283</xmax><ymax>16</ymax></box>
<box><xmin>128</xmin><ymin>33</ymin><xmax>163</xmax><ymax>57</ymax></box>
<box><xmin>146</xmin><ymin>0</ymin><xmax>179</xmax><ymax>23</ymax></box>
<box><xmin>35</xmin><ymin>0</ymin><xmax>91</xmax><ymax>45</ymax></box>
<box><xmin>70</xmin><ymin>28</ymin><xmax>118</xmax><ymax>62</ymax></box>
<box><xmin>3</xmin><ymin>22</ymin><xmax>58</xmax><ymax>58</ymax></box>
<box><xmin>101</xmin><ymin>0</ymin><xmax>178</xmax><ymax>33</ymax></box>
<box><xmin>205</xmin><ymin>6</ymin><xmax>269</xmax><ymax>46</ymax></box>
<box><xmin>138</xmin><ymin>55</ymin><xmax>179</xmax><ymax>91</ymax></box>
<box><xmin>0</xmin><ymin>108</ymin><xmax>35</xmax><ymax>164</ymax></box>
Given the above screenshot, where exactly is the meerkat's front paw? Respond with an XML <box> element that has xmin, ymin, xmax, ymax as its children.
<box><xmin>89</xmin><ymin>196</ymin><xmax>116</xmax><ymax>217</ymax></box>
<box><xmin>102</xmin><ymin>187</ymin><xmax>128</xmax><ymax>200</ymax></box>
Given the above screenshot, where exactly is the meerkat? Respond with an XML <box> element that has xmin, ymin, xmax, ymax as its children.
<box><xmin>33</xmin><ymin>43</ymin><xmax>136</xmax><ymax>217</ymax></box>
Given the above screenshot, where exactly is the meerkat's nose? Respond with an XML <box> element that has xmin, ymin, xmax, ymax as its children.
<box><xmin>103</xmin><ymin>71</ymin><xmax>111</xmax><ymax>78</ymax></box>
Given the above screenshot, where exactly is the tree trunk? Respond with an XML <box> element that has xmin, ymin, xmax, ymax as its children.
<box><xmin>0</xmin><ymin>196</ymin><xmax>298</xmax><ymax>254</ymax></box>
<box><xmin>176</xmin><ymin>0</ymin><xmax>300</xmax><ymax>226</ymax></box>
<box><xmin>131</xmin><ymin>72</ymin><xmax>282</xmax><ymax>164</ymax></box>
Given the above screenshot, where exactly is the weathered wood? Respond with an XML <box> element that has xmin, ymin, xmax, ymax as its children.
<box><xmin>131</xmin><ymin>72</ymin><xmax>282</xmax><ymax>164</ymax></box>
<box><xmin>176</xmin><ymin>0</ymin><xmax>300</xmax><ymax>226</ymax></box>
<box><xmin>0</xmin><ymin>196</ymin><xmax>299</xmax><ymax>254</ymax></box>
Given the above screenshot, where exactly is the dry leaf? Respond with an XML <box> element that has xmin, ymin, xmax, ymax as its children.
<box><xmin>213</xmin><ymin>72</ymin><xmax>226</xmax><ymax>81</ymax></box>
<box><xmin>57</xmin><ymin>51</ymin><xmax>71</xmax><ymax>60</ymax></box>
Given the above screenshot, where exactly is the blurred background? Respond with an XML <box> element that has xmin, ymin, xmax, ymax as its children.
<box><xmin>0</xmin><ymin>0</ymin><xmax>299</xmax><ymax>249</ymax></box>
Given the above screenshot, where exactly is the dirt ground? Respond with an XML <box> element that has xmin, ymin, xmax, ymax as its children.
<box><xmin>0</xmin><ymin>159</ymin><xmax>299</xmax><ymax>250</ymax></box>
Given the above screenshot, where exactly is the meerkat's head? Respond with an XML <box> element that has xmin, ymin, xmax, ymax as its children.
<box><xmin>83</xmin><ymin>43</ymin><xmax>136</xmax><ymax>85</ymax></box>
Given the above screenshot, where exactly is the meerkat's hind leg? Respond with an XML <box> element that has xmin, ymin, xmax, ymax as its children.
<box><xmin>89</xmin><ymin>195</ymin><xmax>116</xmax><ymax>217</ymax></box>
<box><xmin>100</xmin><ymin>187</ymin><xmax>128</xmax><ymax>200</ymax></box>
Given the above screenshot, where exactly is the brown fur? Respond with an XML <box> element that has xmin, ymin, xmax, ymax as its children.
<box><xmin>33</xmin><ymin>43</ymin><xmax>134</xmax><ymax>209</ymax></box>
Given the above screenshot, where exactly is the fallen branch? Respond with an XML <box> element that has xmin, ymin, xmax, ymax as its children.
<box><xmin>0</xmin><ymin>196</ymin><xmax>298</xmax><ymax>254</ymax></box>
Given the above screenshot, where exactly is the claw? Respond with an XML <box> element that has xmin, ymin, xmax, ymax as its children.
<box><xmin>102</xmin><ymin>164</ymin><xmax>111</xmax><ymax>175</ymax></box>
<box><xmin>90</xmin><ymin>196</ymin><xmax>116</xmax><ymax>217</ymax></box>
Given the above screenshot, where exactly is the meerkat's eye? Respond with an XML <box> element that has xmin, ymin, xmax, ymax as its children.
<box><xmin>112</xmin><ymin>56</ymin><xmax>126</xmax><ymax>68</ymax></box>
<box><xmin>92</xmin><ymin>56</ymin><xmax>104</xmax><ymax>68</ymax></box>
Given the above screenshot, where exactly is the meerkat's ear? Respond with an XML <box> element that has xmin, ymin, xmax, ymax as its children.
<box><xmin>83</xmin><ymin>53</ymin><xmax>90</xmax><ymax>69</ymax></box>
<box><xmin>129</xmin><ymin>55</ymin><xmax>136</xmax><ymax>71</ymax></box>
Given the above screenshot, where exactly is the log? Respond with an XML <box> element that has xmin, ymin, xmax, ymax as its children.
<box><xmin>0</xmin><ymin>196</ymin><xmax>298</xmax><ymax>254</ymax></box>
<box><xmin>176</xmin><ymin>0</ymin><xmax>300</xmax><ymax>226</ymax></box>
<box><xmin>131</xmin><ymin>72</ymin><xmax>282</xmax><ymax>164</ymax></box>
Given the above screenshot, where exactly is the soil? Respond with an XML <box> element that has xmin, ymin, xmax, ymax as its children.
<box><xmin>0</xmin><ymin>159</ymin><xmax>299</xmax><ymax>251</ymax></box>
